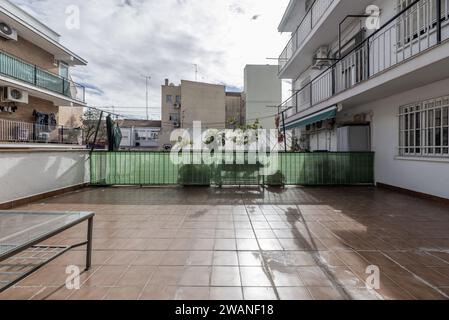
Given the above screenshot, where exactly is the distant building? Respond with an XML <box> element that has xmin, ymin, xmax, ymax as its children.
<box><xmin>244</xmin><ymin>65</ymin><xmax>282</xmax><ymax>129</ymax></box>
<box><xmin>225</xmin><ymin>92</ymin><xmax>245</xmax><ymax>129</ymax></box>
<box><xmin>118</xmin><ymin>119</ymin><xmax>161</xmax><ymax>149</ymax></box>
<box><xmin>160</xmin><ymin>79</ymin><xmax>227</xmax><ymax>149</ymax></box>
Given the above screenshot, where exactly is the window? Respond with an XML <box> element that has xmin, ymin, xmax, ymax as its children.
<box><xmin>169</xmin><ymin>113</ymin><xmax>180</xmax><ymax>123</ymax></box>
<box><xmin>59</xmin><ymin>62</ymin><xmax>69</xmax><ymax>79</ymax></box>
<box><xmin>175</xmin><ymin>95</ymin><xmax>181</xmax><ymax>104</ymax></box>
<box><xmin>399</xmin><ymin>95</ymin><xmax>449</xmax><ymax>157</ymax></box>
<box><xmin>396</xmin><ymin>0</ymin><xmax>438</xmax><ymax>47</ymax></box>
<box><xmin>166</xmin><ymin>95</ymin><xmax>173</xmax><ymax>103</ymax></box>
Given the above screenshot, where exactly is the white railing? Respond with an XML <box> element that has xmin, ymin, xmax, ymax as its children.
<box><xmin>280</xmin><ymin>0</ymin><xmax>449</xmax><ymax>118</ymax></box>
<box><xmin>0</xmin><ymin>118</ymin><xmax>83</xmax><ymax>145</ymax></box>
<box><xmin>279</xmin><ymin>0</ymin><xmax>335</xmax><ymax>73</ymax></box>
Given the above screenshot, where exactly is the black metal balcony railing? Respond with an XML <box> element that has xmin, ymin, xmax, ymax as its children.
<box><xmin>0</xmin><ymin>118</ymin><xmax>83</xmax><ymax>145</ymax></box>
<box><xmin>0</xmin><ymin>51</ymin><xmax>85</xmax><ymax>103</ymax></box>
<box><xmin>279</xmin><ymin>0</ymin><xmax>335</xmax><ymax>73</ymax></box>
<box><xmin>280</xmin><ymin>0</ymin><xmax>449</xmax><ymax>120</ymax></box>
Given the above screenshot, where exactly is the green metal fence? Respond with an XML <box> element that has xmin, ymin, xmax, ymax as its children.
<box><xmin>90</xmin><ymin>151</ymin><xmax>374</xmax><ymax>186</ymax></box>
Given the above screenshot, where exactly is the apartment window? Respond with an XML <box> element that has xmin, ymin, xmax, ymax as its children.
<box><xmin>175</xmin><ymin>95</ymin><xmax>181</xmax><ymax>104</ymax></box>
<box><xmin>399</xmin><ymin>95</ymin><xmax>449</xmax><ymax>157</ymax></box>
<box><xmin>396</xmin><ymin>0</ymin><xmax>438</xmax><ymax>47</ymax></box>
<box><xmin>166</xmin><ymin>95</ymin><xmax>173</xmax><ymax>103</ymax></box>
<box><xmin>169</xmin><ymin>113</ymin><xmax>180</xmax><ymax>123</ymax></box>
<box><xmin>59</xmin><ymin>62</ymin><xmax>69</xmax><ymax>79</ymax></box>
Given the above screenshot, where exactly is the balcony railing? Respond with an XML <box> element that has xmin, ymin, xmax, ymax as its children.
<box><xmin>280</xmin><ymin>0</ymin><xmax>449</xmax><ymax>120</ymax></box>
<box><xmin>279</xmin><ymin>0</ymin><xmax>335</xmax><ymax>73</ymax></box>
<box><xmin>0</xmin><ymin>118</ymin><xmax>83</xmax><ymax>145</ymax></box>
<box><xmin>0</xmin><ymin>51</ymin><xmax>85</xmax><ymax>103</ymax></box>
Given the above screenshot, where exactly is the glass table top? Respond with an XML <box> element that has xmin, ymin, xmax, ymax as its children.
<box><xmin>0</xmin><ymin>211</ymin><xmax>93</xmax><ymax>258</ymax></box>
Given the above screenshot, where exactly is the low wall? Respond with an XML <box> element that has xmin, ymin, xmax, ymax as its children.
<box><xmin>0</xmin><ymin>149</ymin><xmax>90</xmax><ymax>206</ymax></box>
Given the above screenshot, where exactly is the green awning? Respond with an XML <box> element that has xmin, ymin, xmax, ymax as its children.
<box><xmin>283</xmin><ymin>106</ymin><xmax>337</xmax><ymax>130</ymax></box>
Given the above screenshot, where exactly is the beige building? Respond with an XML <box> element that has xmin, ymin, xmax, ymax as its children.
<box><xmin>160</xmin><ymin>79</ymin><xmax>231</xmax><ymax>149</ymax></box>
<box><xmin>0</xmin><ymin>0</ymin><xmax>87</xmax><ymax>143</ymax></box>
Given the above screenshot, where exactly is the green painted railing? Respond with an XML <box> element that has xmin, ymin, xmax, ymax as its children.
<box><xmin>90</xmin><ymin>151</ymin><xmax>374</xmax><ymax>186</ymax></box>
<box><xmin>0</xmin><ymin>51</ymin><xmax>85</xmax><ymax>103</ymax></box>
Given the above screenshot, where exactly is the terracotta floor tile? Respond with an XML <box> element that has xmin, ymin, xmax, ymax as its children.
<box><xmin>240</xmin><ymin>267</ymin><xmax>272</xmax><ymax>287</ymax></box>
<box><xmin>238</xmin><ymin>252</ymin><xmax>264</xmax><ymax>266</ymax></box>
<box><xmin>243</xmin><ymin>287</ymin><xmax>277</xmax><ymax>300</ymax></box>
<box><xmin>187</xmin><ymin>251</ymin><xmax>214</xmax><ymax>266</ymax></box>
<box><xmin>258</xmin><ymin>239</ymin><xmax>283</xmax><ymax>251</ymax></box>
<box><xmin>211</xmin><ymin>267</ymin><xmax>241</xmax><ymax>286</ymax></box>
<box><xmin>117</xmin><ymin>266</ymin><xmax>155</xmax><ymax>286</ymax></box>
<box><xmin>67</xmin><ymin>286</ymin><xmax>109</xmax><ymax>300</ymax></box>
<box><xmin>270</xmin><ymin>267</ymin><xmax>304</xmax><ymax>287</ymax></box>
<box><xmin>210</xmin><ymin>287</ymin><xmax>243</xmax><ymax>300</ymax></box>
<box><xmin>104</xmin><ymin>286</ymin><xmax>143</xmax><ymax>300</ymax></box>
<box><xmin>82</xmin><ymin>265</ymin><xmax>127</xmax><ymax>287</ymax></box>
<box><xmin>277</xmin><ymin>287</ymin><xmax>313</xmax><ymax>300</ymax></box>
<box><xmin>297</xmin><ymin>266</ymin><xmax>334</xmax><ymax>287</ymax></box>
<box><xmin>175</xmin><ymin>287</ymin><xmax>210</xmax><ymax>300</ymax></box>
<box><xmin>236</xmin><ymin>239</ymin><xmax>259</xmax><ymax>251</ymax></box>
<box><xmin>178</xmin><ymin>267</ymin><xmax>211</xmax><ymax>286</ymax></box>
<box><xmin>140</xmin><ymin>285</ymin><xmax>177</xmax><ymax>300</ymax></box>
<box><xmin>235</xmin><ymin>229</ymin><xmax>256</xmax><ymax>239</ymax></box>
<box><xmin>308</xmin><ymin>287</ymin><xmax>346</xmax><ymax>300</ymax></box>
<box><xmin>0</xmin><ymin>287</ymin><xmax>44</xmax><ymax>300</ymax></box>
<box><xmin>215</xmin><ymin>239</ymin><xmax>237</xmax><ymax>251</ymax></box>
<box><xmin>148</xmin><ymin>266</ymin><xmax>185</xmax><ymax>286</ymax></box>
<box><xmin>132</xmin><ymin>251</ymin><xmax>165</xmax><ymax>266</ymax></box>
<box><xmin>213</xmin><ymin>251</ymin><xmax>239</xmax><ymax>266</ymax></box>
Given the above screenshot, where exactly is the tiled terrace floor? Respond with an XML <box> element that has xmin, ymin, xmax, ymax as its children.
<box><xmin>1</xmin><ymin>186</ymin><xmax>449</xmax><ymax>300</ymax></box>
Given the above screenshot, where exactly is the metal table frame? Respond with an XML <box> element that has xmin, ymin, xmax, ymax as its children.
<box><xmin>0</xmin><ymin>211</ymin><xmax>94</xmax><ymax>293</ymax></box>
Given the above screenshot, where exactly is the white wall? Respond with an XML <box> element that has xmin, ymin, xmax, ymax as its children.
<box><xmin>344</xmin><ymin>77</ymin><xmax>449</xmax><ymax>199</ymax></box>
<box><xmin>0</xmin><ymin>150</ymin><xmax>89</xmax><ymax>204</ymax></box>
<box><xmin>244</xmin><ymin>65</ymin><xmax>282</xmax><ymax>129</ymax></box>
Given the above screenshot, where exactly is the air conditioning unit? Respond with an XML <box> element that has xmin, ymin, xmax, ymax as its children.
<box><xmin>2</xmin><ymin>87</ymin><xmax>29</xmax><ymax>103</ymax></box>
<box><xmin>174</xmin><ymin>103</ymin><xmax>181</xmax><ymax>109</ymax></box>
<box><xmin>312</xmin><ymin>46</ymin><xmax>330</xmax><ymax>70</ymax></box>
<box><xmin>0</xmin><ymin>22</ymin><xmax>18</xmax><ymax>41</ymax></box>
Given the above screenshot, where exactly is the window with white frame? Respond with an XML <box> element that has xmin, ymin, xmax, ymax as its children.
<box><xmin>399</xmin><ymin>95</ymin><xmax>449</xmax><ymax>157</ymax></box>
<box><xmin>396</xmin><ymin>0</ymin><xmax>438</xmax><ymax>47</ymax></box>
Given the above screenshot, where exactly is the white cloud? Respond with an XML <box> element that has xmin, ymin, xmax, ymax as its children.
<box><xmin>12</xmin><ymin>0</ymin><xmax>290</xmax><ymax>119</ymax></box>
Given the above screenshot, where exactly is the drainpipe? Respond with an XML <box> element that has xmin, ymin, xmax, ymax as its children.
<box><xmin>281</xmin><ymin>111</ymin><xmax>287</xmax><ymax>152</ymax></box>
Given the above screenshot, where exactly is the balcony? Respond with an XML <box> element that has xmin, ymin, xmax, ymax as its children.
<box><xmin>280</xmin><ymin>0</ymin><xmax>449</xmax><ymax>121</ymax></box>
<box><xmin>279</xmin><ymin>0</ymin><xmax>336</xmax><ymax>74</ymax></box>
<box><xmin>0</xmin><ymin>51</ymin><xmax>85</xmax><ymax>104</ymax></box>
<box><xmin>0</xmin><ymin>118</ymin><xmax>83</xmax><ymax>145</ymax></box>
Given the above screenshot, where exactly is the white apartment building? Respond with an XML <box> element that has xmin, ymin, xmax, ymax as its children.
<box><xmin>278</xmin><ymin>0</ymin><xmax>449</xmax><ymax>199</ymax></box>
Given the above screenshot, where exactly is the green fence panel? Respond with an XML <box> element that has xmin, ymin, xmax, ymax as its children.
<box><xmin>90</xmin><ymin>151</ymin><xmax>375</xmax><ymax>186</ymax></box>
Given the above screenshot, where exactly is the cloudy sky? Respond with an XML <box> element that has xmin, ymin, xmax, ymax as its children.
<box><xmin>12</xmin><ymin>0</ymin><xmax>290</xmax><ymax>119</ymax></box>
